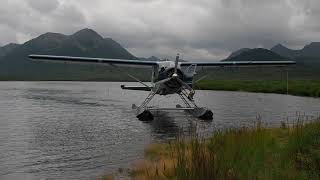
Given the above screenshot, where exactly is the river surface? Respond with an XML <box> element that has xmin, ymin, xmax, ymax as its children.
<box><xmin>0</xmin><ymin>81</ymin><xmax>319</xmax><ymax>179</ymax></box>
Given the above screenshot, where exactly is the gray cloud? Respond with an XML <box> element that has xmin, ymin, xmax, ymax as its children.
<box><xmin>0</xmin><ymin>0</ymin><xmax>320</xmax><ymax>60</ymax></box>
<box><xmin>26</xmin><ymin>0</ymin><xmax>60</xmax><ymax>13</ymax></box>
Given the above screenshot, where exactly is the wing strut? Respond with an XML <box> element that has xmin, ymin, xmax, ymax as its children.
<box><xmin>110</xmin><ymin>64</ymin><xmax>151</xmax><ymax>89</ymax></box>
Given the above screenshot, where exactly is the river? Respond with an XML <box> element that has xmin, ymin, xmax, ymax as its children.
<box><xmin>0</xmin><ymin>81</ymin><xmax>319</xmax><ymax>179</ymax></box>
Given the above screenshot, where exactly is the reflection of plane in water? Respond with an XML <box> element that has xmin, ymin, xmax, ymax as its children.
<box><xmin>146</xmin><ymin>111</ymin><xmax>202</xmax><ymax>139</ymax></box>
<box><xmin>29</xmin><ymin>54</ymin><xmax>295</xmax><ymax>121</ymax></box>
<box><xmin>148</xmin><ymin>111</ymin><xmax>180</xmax><ymax>138</ymax></box>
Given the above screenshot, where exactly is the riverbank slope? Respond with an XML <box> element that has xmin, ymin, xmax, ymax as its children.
<box><xmin>129</xmin><ymin>119</ymin><xmax>320</xmax><ymax>179</ymax></box>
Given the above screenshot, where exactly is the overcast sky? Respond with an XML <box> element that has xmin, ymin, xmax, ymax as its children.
<box><xmin>0</xmin><ymin>0</ymin><xmax>319</xmax><ymax>60</ymax></box>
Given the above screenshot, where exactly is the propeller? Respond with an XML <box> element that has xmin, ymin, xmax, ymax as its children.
<box><xmin>154</xmin><ymin>77</ymin><xmax>173</xmax><ymax>86</ymax></box>
<box><xmin>172</xmin><ymin>53</ymin><xmax>180</xmax><ymax>77</ymax></box>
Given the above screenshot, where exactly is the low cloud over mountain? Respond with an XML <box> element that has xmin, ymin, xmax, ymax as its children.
<box><xmin>1</xmin><ymin>0</ymin><xmax>320</xmax><ymax>61</ymax></box>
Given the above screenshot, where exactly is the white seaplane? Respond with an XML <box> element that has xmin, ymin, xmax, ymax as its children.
<box><xmin>29</xmin><ymin>54</ymin><xmax>295</xmax><ymax>121</ymax></box>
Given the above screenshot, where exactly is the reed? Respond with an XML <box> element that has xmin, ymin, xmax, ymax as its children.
<box><xmin>131</xmin><ymin>117</ymin><xmax>320</xmax><ymax>179</ymax></box>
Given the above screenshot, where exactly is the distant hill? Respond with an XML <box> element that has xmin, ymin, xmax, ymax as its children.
<box><xmin>227</xmin><ymin>48</ymin><xmax>251</xmax><ymax>59</ymax></box>
<box><xmin>139</xmin><ymin>56</ymin><xmax>161</xmax><ymax>61</ymax></box>
<box><xmin>270</xmin><ymin>44</ymin><xmax>297</xmax><ymax>58</ymax></box>
<box><xmin>224</xmin><ymin>48</ymin><xmax>289</xmax><ymax>61</ymax></box>
<box><xmin>0</xmin><ymin>28</ymin><xmax>144</xmax><ymax>80</ymax></box>
<box><xmin>139</xmin><ymin>56</ymin><xmax>186</xmax><ymax>62</ymax></box>
<box><xmin>271</xmin><ymin>42</ymin><xmax>320</xmax><ymax>59</ymax></box>
<box><xmin>1</xmin><ymin>30</ymin><xmax>319</xmax><ymax>81</ymax></box>
<box><xmin>0</xmin><ymin>43</ymin><xmax>20</xmax><ymax>58</ymax></box>
<box><xmin>220</xmin><ymin>45</ymin><xmax>320</xmax><ymax>81</ymax></box>
<box><xmin>227</xmin><ymin>42</ymin><xmax>320</xmax><ymax>62</ymax></box>
<box><xmin>2</xmin><ymin>28</ymin><xmax>137</xmax><ymax>60</ymax></box>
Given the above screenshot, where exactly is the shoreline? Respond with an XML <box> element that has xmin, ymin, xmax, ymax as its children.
<box><xmin>122</xmin><ymin>118</ymin><xmax>320</xmax><ymax>179</ymax></box>
<box><xmin>196</xmin><ymin>80</ymin><xmax>320</xmax><ymax>98</ymax></box>
<box><xmin>1</xmin><ymin>80</ymin><xmax>319</xmax><ymax>98</ymax></box>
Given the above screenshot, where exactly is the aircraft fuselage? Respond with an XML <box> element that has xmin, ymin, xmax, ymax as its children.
<box><xmin>153</xmin><ymin>61</ymin><xmax>195</xmax><ymax>95</ymax></box>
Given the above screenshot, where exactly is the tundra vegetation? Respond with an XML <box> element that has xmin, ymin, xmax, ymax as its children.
<box><xmin>126</xmin><ymin>117</ymin><xmax>320</xmax><ymax>180</ymax></box>
<box><xmin>196</xmin><ymin>80</ymin><xmax>320</xmax><ymax>97</ymax></box>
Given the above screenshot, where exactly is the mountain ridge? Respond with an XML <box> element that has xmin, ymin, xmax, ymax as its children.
<box><xmin>0</xmin><ymin>43</ymin><xmax>20</xmax><ymax>58</ymax></box>
<box><xmin>227</xmin><ymin>42</ymin><xmax>320</xmax><ymax>62</ymax></box>
<box><xmin>0</xmin><ymin>28</ymin><xmax>140</xmax><ymax>80</ymax></box>
<box><xmin>271</xmin><ymin>42</ymin><xmax>320</xmax><ymax>59</ymax></box>
<box><xmin>225</xmin><ymin>48</ymin><xmax>289</xmax><ymax>61</ymax></box>
<box><xmin>227</xmin><ymin>48</ymin><xmax>251</xmax><ymax>59</ymax></box>
<box><xmin>1</xmin><ymin>28</ymin><xmax>319</xmax><ymax>80</ymax></box>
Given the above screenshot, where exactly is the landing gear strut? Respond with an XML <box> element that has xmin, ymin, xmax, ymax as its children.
<box><xmin>135</xmin><ymin>85</ymin><xmax>213</xmax><ymax>121</ymax></box>
<box><xmin>134</xmin><ymin>88</ymin><xmax>158</xmax><ymax>121</ymax></box>
<box><xmin>178</xmin><ymin>89</ymin><xmax>213</xmax><ymax>121</ymax></box>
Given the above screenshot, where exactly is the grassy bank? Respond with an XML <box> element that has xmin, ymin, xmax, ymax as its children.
<box><xmin>130</xmin><ymin>119</ymin><xmax>320</xmax><ymax>179</ymax></box>
<box><xmin>196</xmin><ymin>80</ymin><xmax>320</xmax><ymax>97</ymax></box>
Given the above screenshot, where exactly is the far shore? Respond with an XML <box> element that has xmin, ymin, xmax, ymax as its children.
<box><xmin>196</xmin><ymin>79</ymin><xmax>320</xmax><ymax>98</ymax></box>
<box><xmin>1</xmin><ymin>79</ymin><xmax>319</xmax><ymax>98</ymax></box>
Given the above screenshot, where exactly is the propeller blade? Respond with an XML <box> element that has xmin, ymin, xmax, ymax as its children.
<box><xmin>173</xmin><ymin>53</ymin><xmax>179</xmax><ymax>77</ymax></box>
<box><xmin>154</xmin><ymin>77</ymin><xmax>173</xmax><ymax>86</ymax></box>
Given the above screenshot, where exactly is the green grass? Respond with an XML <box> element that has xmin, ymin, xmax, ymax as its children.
<box><xmin>196</xmin><ymin>80</ymin><xmax>320</xmax><ymax>97</ymax></box>
<box><xmin>131</xmin><ymin>118</ymin><xmax>320</xmax><ymax>179</ymax></box>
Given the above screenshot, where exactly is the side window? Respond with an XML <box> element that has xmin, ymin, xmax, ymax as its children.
<box><xmin>158</xmin><ymin>67</ymin><xmax>167</xmax><ymax>80</ymax></box>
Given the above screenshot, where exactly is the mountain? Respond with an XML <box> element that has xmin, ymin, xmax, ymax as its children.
<box><xmin>215</xmin><ymin>47</ymin><xmax>320</xmax><ymax>81</ymax></box>
<box><xmin>228</xmin><ymin>48</ymin><xmax>251</xmax><ymax>59</ymax></box>
<box><xmin>300</xmin><ymin>42</ymin><xmax>320</xmax><ymax>57</ymax></box>
<box><xmin>227</xmin><ymin>42</ymin><xmax>320</xmax><ymax>62</ymax></box>
<box><xmin>140</xmin><ymin>56</ymin><xmax>161</xmax><ymax>61</ymax></box>
<box><xmin>270</xmin><ymin>44</ymin><xmax>296</xmax><ymax>58</ymax></box>
<box><xmin>3</xmin><ymin>28</ymin><xmax>137</xmax><ymax>59</ymax></box>
<box><xmin>271</xmin><ymin>42</ymin><xmax>320</xmax><ymax>59</ymax></box>
<box><xmin>0</xmin><ymin>43</ymin><xmax>20</xmax><ymax>58</ymax></box>
<box><xmin>0</xmin><ymin>28</ymin><xmax>140</xmax><ymax>80</ymax></box>
<box><xmin>40</xmin><ymin>29</ymin><xmax>137</xmax><ymax>59</ymax></box>
<box><xmin>224</xmin><ymin>48</ymin><xmax>289</xmax><ymax>61</ymax></box>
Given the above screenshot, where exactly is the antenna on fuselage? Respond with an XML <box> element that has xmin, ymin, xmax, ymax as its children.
<box><xmin>173</xmin><ymin>53</ymin><xmax>179</xmax><ymax>77</ymax></box>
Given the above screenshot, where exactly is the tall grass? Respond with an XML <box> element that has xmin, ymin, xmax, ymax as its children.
<box><xmin>131</xmin><ymin>117</ymin><xmax>320</xmax><ymax>179</ymax></box>
<box><xmin>196</xmin><ymin>80</ymin><xmax>320</xmax><ymax>97</ymax></box>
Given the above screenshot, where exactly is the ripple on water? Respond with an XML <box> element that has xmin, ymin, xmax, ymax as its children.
<box><xmin>0</xmin><ymin>81</ymin><xmax>319</xmax><ymax>179</ymax></box>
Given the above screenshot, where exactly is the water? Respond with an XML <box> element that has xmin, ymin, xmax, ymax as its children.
<box><xmin>0</xmin><ymin>81</ymin><xmax>319</xmax><ymax>179</ymax></box>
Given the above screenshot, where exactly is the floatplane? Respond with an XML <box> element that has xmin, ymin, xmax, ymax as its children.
<box><xmin>29</xmin><ymin>54</ymin><xmax>295</xmax><ymax>121</ymax></box>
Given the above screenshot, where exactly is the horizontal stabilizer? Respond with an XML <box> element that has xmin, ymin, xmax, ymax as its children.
<box><xmin>147</xmin><ymin>107</ymin><xmax>196</xmax><ymax>111</ymax></box>
<box><xmin>120</xmin><ymin>85</ymin><xmax>151</xmax><ymax>91</ymax></box>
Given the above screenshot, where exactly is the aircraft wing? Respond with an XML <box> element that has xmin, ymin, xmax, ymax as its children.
<box><xmin>180</xmin><ymin>61</ymin><xmax>296</xmax><ymax>67</ymax></box>
<box><xmin>29</xmin><ymin>55</ymin><xmax>159</xmax><ymax>67</ymax></box>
